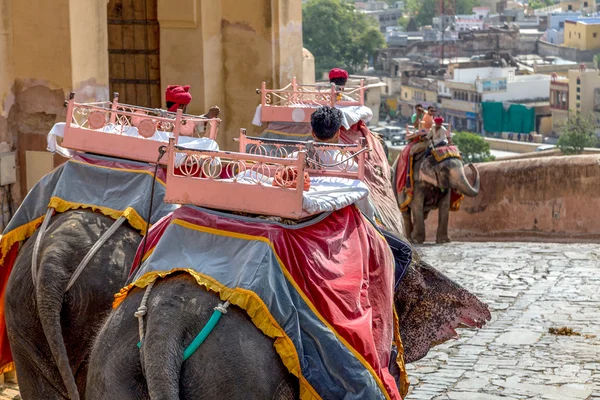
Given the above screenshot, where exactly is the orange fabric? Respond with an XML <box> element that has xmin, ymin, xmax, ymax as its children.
<box><xmin>421</xmin><ymin>113</ymin><xmax>434</xmax><ymax>131</ymax></box>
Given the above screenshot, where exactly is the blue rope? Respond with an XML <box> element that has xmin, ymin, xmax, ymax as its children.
<box><xmin>137</xmin><ymin>307</ymin><xmax>225</xmax><ymax>360</ymax></box>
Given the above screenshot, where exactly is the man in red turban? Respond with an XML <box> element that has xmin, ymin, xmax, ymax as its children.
<box><xmin>329</xmin><ymin>68</ymin><xmax>349</xmax><ymax>88</ymax></box>
<box><xmin>165</xmin><ymin>85</ymin><xmax>192</xmax><ymax>112</ymax></box>
<box><xmin>165</xmin><ymin>85</ymin><xmax>220</xmax><ymax>120</ymax></box>
<box><xmin>427</xmin><ymin>116</ymin><xmax>452</xmax><ymax>147</ymax></box>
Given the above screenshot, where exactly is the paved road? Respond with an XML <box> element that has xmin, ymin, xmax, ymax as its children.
<box><xmin>1</xmin><ymin>242</ymin><xmax>598</xmax><ymax>399</ymax></box>
<box><xmin>406</xmin><ymin>242</ymin><xmax>600</xmax><ymax>400</ymax></box>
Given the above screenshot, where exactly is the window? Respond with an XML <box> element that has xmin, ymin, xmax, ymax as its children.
<box><xmin>405</xmin><ymin>91</ymin><xmax>408</xmax><ymax>98</ymax></box>
<box><xmin>577</xmin><ymin>78</ymin><xmax>581</xmax><ymax>85</ymax></box>
<box><xmin>577</xmin><ymin>87</ymin><xmax>581</xmax><ymax>92</ymax></box>
<box><xmin>570</xmin><ymin>32</ymin><xmax>572</xmax><ymax>38</ymax></box>
<box><xmin>577</xmin><ymin>103</ymin><xmax>581</xmax><ymax>108</ymax></box>
<box><xmin>559</xmin><ymin>21</ymin><xmax>565</xmax><ymax>29</ymax></box>
<box><xmin>584</xmin><ymin>1</ymin><xmax>588</xmax><ymax>6</ymax></box>
<box><xmin>568</xmin><ymin>5</ymin><xmax>572</xmax><ymax>10</ymax></box>
<box><xmin>577</xmin><ymin>95</ymin><xmax>581</xmax><ymax>100</ymax></box>
<box><xmin>579</xmin><ymin>33</ymin><xmax>581</xmax><ymax>39</ymax></box>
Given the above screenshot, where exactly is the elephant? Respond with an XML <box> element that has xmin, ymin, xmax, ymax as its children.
<box><xmin>86</xmin><ymin>254</ymin><xmax>490</xmax><ymax>399</ymax></box>
<box><xmin>4</xmin><ymin>209</ymin><xmax>141</xmax><ymax>400</ymax></box>
<box><xmin>392</xmin><ymin>149</ymin><xmax>480</xmax><ymax>244</ymax></box>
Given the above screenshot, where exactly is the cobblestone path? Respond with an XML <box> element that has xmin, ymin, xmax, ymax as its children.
<box><xmin>406</xmin><ymin>242</ymin><xmax>600</xmax><ymax>400</ymax></box>
<box><xmin>1</xmin><ymin>242</ymin><xmax>598</xmax><ymax>399</ymax></box>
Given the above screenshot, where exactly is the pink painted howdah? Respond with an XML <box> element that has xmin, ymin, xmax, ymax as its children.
<box><xmin>257</xmin><ymin>77</ymin><xmax>366</xmax><ymax>123</ymax></box>
<box><xmin>164</xmin><ymin>128</ymin><xmax>369</xmax><ymax>219</ymax></box>
<box><xmin>61</xmin><ymin>92</ymin><xmax>220</xmax><ymax>165</ymax></box>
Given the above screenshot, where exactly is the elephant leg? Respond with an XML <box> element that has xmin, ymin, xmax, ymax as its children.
<box><xmin>436</xmin><ymin>191</ymin><xmax>451</xmax><ymax>244</ymax></box>
<box><xmin>410</xmin><ymin>189</ymin><xmax>426</xmax><ymax>244</ymax></box>
<box><xmin>402</xmin><ymin>209</ymin><xmax>413</xmax><ymax>239</ymax></box>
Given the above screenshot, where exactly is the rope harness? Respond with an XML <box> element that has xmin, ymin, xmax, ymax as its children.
<box><xmin>135</xmin><ymin>279</ymin><xmax>230</xmax><ymax>360</ymax></box>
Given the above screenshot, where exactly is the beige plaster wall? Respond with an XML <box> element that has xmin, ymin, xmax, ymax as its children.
<box><xmin>69</xmin><ymin>0</ymin><xmax>110</xmax><ymax>102</ymax></box>
<box><xmin>6</xmin><ymin>0</ymin><xmax>109</xmax><ymax>200</ymax></box>
<box><xmin>0</xmin><ymin>0</ymin><xmax>14</xmax><ymax>142</ymax></box>
<box><xmin>158</xmin><ymin>0</ymin><xmax>304</xmax><ymax>150</ymax></box>
<box><xmin>302</xmin><ymin>48</ymin><xmax>316</xmax><ymax>85</ymax></box>
<box><xmin>221</xmin><ymin>0</ymin><xmax>303</xmax><ymax>149</ymax></box>
<box><xmin>424</xmin><ymin>155</ymin><xmax>600</xmax><ymax>242</ymax></box>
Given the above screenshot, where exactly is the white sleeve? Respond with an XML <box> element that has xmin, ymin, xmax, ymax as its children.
<box><xmin>252</xmin><ymin>104</ymin><xmax>263</xmax><ymax>127</ymax></box>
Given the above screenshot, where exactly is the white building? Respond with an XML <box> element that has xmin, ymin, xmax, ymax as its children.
<box><xmin>441</xmin><ymin>65</ymin><xmax>550</xmax><ymax>132</ymax></box>
<box><xmin>455</xmin><ymin>16</ymin><xmax>485</xmax><ymax>31</ymax></box>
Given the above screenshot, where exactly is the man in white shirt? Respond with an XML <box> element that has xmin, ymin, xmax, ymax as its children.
<box><xmin>426</xmin><ymin>117</ymin><xmax>452</xmax><ymax>147</ymax></box>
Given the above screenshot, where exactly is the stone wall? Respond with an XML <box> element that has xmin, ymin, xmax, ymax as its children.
<box><xmin>424</xmin><ymin>155</ymin><xmax>600</xmax><ymax>242</ymax></box>
<box><xmin>537</xmin><ymin>40</ymin><xmax>597</xmax><ymax>62</ymax></box>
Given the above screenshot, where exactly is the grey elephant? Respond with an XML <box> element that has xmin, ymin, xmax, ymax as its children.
<box><xmin>86</xmin><ymin>257</ymin><xmax>490</xmax><ymax>399</ymax></box>
<box><xmin>4</xmin><ymin>210</ymin><xmax>140</xmax><ymax>400</ymax></box>
<box><xmin>392</xmin><ymin>150</ymin><xmax>480</xmax><ymax>244</ymax></box>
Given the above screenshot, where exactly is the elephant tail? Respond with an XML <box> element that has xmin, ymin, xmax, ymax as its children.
<box><xmin>35</xmin><ymin>242</ymin><xmax>81</xmax><ymax>400</ymax></box>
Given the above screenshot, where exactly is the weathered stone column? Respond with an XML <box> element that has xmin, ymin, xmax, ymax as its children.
<box><xmin>6</xmin><ymin>0</ymin><xmax>109</xmax><ymax>199</ymax></box>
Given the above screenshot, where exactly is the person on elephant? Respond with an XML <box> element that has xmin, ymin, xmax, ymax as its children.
<box><xmin>289</xmin><ymin>106</ymin><xmax>376</xmax><ymax>219</ymax></box>
<box><xmin>329</xmin><ymin>67</ymin><xmax>350</xmax><ymax>101</ymax></box>
<box><xmin>427</xmin><ymin>117</ymin><xmax>452</xmax><ymax>148</ymax></box>
<box><xmin>411</xmin><ymin>104</ymin><xmax>425</xmax><ymax>129</ymax></box>
<box><xmin>165</xmin><ymin>84</ymin><xmax>220</xmax><ymax>136</ymax></box>
<box><xmin>420</xmin><ymin>106</ymin><xmax>436</xmax><ymax>131</ymax></box>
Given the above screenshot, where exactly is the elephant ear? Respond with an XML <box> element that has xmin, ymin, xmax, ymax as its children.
<box><xmin>395</xmin><ymin>256</ymin><xmax>491</xmax><ymax>363</ymax></box>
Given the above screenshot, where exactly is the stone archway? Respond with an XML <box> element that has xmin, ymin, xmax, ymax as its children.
<box><xmin>107</xmin><ymin>0</ymin><xmax>161</xmax><ymax>107</ymax></box>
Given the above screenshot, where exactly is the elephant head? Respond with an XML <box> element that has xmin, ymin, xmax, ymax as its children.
<box><xmin>419</xmin><ymin>156</ymin><xmax>480</xmax><ymax>197</ymax></box>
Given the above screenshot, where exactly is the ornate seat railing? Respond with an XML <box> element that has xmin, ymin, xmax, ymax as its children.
<box><xmin>257</xmin><ymin>77</ymin><xmax>366</xmax><ymax>123</ymax></box>
<box><xmin>237</xmin><ymin>130</ymin><xmax>367</xmax><ymax>181</ymax></box>
<box><xmin>62</xmin><ymin>92</ymin><xmax>220</xmax><ymax>165</ymax></box>
<box><xmin>163</xmin><ymin>128</ymin><xmax>369</xmax><ymax>219</ymax></box>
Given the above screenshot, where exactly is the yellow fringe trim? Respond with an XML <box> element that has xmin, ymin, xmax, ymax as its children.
<box><xmin>393</xmin><ymin>308</ymin><xmax>409</xmax><ymax>398</ymax></box>
<box><xmin>432</xmin><ymin>149</ymin><xmax>462</xmax><ymax>163</ymax></box>
<box><xmin>114</xmin><ymin>268</ymin><xmax>322</xmax><ymax>400</ymax></box>
<box><xmin>399</xmin><ymin>155</ymin><xmax>414</xmax><ymax>212</ymax></box>
<box><xmin>0</xmin><ymin>198</ymin><xmax>149</xmax><ymax>266</ymax></box>
<box><xmin>0</xmin><ymin>362</ymin><xmax>15</xmax><ymax>375</ymax></box>
<box><xmin>0</xmin><ymin>215</ymin><xmax>45</xmax><ymax>266</ymax></box>
<box><xmin>48</xmin><ymin>197</ymin><xmax>149</xmax><ymax>234</ymax></box>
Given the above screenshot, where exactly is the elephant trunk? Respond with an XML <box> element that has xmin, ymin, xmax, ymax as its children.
<box><xmin>450</xmin><ymin>163</ymin><xmax>480</xmax><ymax>197</ymax></box>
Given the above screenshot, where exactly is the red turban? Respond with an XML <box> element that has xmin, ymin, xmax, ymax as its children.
<box><xmin>165</xmin><ymin>85</ymin><xmax>192</xmax><ymax>112</ymax></box>
<box><xmin>434</xmin><ymin>117</ymin><xmax>444</xmax><ymax>125</ymax></box>
<box><xmin>329</xmin><ymin>68</ymin><xmax>349</xmax><ymax>81</ymax></box>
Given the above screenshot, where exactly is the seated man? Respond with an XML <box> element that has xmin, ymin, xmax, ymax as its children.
<box><xmin>290</xmin><ymin>106</ymin><xmax>376</xmax><ymax>219</ymax></box>
<box><xmin>165</xmin><ymin>85</ymin><xmax>220</xmax><ymax>136</ymax></box>
<box><xmin>426</xmin><ymin>117</ymin><xmax>452</xmax><ymax>148</ymax></box>
<box><xmin>420</xmin><ymin>106</ymin><xmax>436</xmax><ymax>131</ymax></box>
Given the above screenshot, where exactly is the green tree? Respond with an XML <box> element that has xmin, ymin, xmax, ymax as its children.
<box><xmin>557</xmin><ymin>114</ymin><xmax>598</xmax><ymax>155</ymax></box>
<box><xmin>398</xmin><ymin>15</ymin><xmax>410</xmax><ymax>30</ymax></box>
<box><xmin>453</xmin><ymin>131</ymin><xmax>496</xmax><ymax>163</ymax></box>
<box><xmin>303</xmin><ymin>0</ymin><xmax>386</xmax><ymax>77</ymax></box>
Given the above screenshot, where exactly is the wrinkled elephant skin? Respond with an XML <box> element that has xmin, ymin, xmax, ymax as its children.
<box><xmin>395</xmin><ymin>257</ymin><xmax>491</xmax><ymax>363</ymax></box>
<box><xmin>5</xmin><ymin>210</ymin><xmax>140</xmax><ymax>400</ymax></box>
